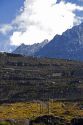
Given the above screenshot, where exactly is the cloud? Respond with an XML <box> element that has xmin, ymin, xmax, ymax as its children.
<box><xmin>0</xmin><ymin>24</ymin><xmax>13</xmax><ymax>35</ymax></box>
<box><xmin>4</xmin><ymin>0</ymin><xmax>83</xmax><ymax>45</ymax></box>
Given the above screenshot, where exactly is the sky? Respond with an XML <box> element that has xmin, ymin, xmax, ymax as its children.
<box><xmin>0</xmin><ymin>0</ymin><xmax>83</xmax><ymax>52</ymax></box>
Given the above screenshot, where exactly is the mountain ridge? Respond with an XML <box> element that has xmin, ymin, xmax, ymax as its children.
<box><xmin>13</xmin><ymin>22</ymin><xmax>83</xmax><ymax>61</ymax></box>
<box><xmin>13</xmin><ymin>39</ymin><xmax>48</xmax><ymax>56</ymax></box>
<box><xmin>35</xmin><ymin>22</ymin><xmax>83</xmax><ymax>61</ymax></box>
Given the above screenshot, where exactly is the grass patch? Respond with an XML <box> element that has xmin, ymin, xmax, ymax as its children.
<box><xmin>0</xmin><ymin>101</ymin><xmax>83</xmax><ymax>121</ymax></box>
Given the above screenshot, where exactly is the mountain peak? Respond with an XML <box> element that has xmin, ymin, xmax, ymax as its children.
<box><xmin>20</xmin><ymin>43</ymin><xmax>25</xmax><ymax>46</ymax></box>
<box><xmin>13</xmin><ymin>22</ymin><xmax>83</xmax><ymax>61</ymax></box>
<box><xmin>35</xmin><ymin>22</ymin><xmax>83</xmax><ymax>61</ymax></box>
<box><xmin>13</xmin><ymin>40</ymin><xmax>48</xmax><ymax>56</ymax></box>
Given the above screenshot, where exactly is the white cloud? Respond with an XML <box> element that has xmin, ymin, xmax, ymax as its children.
<box><xmin>0</xmin><ymin>24</ymin><xmax>12</xmax><ymax>35</ymax></box>
<box><xmin>8</xmin><ymin>0</ymin><xmax>83</xmax><ymax>45</ymax></box>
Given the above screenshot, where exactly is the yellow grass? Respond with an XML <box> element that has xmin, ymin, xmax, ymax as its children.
<box><xmin>0</xmin><ymin>101</ymin><xmax>83</xmax><ymax>121</ymax></box>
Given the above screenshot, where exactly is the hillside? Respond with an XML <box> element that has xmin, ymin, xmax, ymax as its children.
<box><xmin>0</xmin><ymin>52</ymin><xmax>83</xmax><ymax>103</ymax></box>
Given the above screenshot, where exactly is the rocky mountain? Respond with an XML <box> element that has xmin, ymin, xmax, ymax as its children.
<box><xmin>35</xmin><ymin>22</ymin><xmax>83</xmax><ymax>61</ymax></box>
<box><xmin>13</xmin><ymin>39</ymin><xmax>48</xmax><ymax>56</ymax></box>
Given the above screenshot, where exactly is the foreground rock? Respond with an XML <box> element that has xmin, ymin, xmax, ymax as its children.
<box><xmin>0</xmin><ymin>117</ymin><xmax>66</xmax><ymax>125</ymax></box>
<box><xmin>29</xmin><ymin>115</ymin><xmax>66</xmax><ymax>125</ymax></box>
<box><xmin>0</xmin><ymin>117</ymin><xmax>83</xmax><ymax>125</ymax></box>
<box><xmin>71</xmin><ymin>117</ymin><xmax>83</xmax><ymax>125</ymax></box>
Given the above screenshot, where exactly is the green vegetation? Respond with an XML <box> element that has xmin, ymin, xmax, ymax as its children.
<box><xmin>0</xmin><ymin>121</ymin><xmax>11</xmax><ymax>125</ymax></box>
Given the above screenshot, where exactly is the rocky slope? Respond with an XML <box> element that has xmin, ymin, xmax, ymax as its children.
<box><xmin>35</xmin><ymin>22</ymin><xmax>83</xmax><ymax>61</ymax></box>
<box><xmin>13</xmin><ymin>39</ymin><xmax>48</xmax><ymax>56</ymax></box>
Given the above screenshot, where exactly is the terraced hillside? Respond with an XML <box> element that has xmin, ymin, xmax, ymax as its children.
<box><xmin>0</xmin><ymin>52</ymin><xmax>83</xmax><ymax>103</ymax></box>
